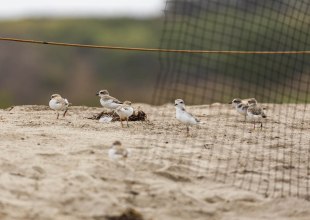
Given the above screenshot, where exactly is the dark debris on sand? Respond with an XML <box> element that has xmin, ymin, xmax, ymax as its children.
<box><xmin>88</xmin><ymin>110</ymin><xmax>147</xmax><ymax>122</ymax></box>
<box><xmin>105</xmin><ymin>208</ymin><xmax>144</xmax><ymax>220</ymax></box>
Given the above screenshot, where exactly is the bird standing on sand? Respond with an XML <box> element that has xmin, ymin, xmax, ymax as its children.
<box><xmin>247</xmin><ymin>102</ymin><xmax>267</xmax><ymax>129</ymax></box>
<box><xmin>229</xmin><ymin>98</ymin><xmax>257</xmax><ymax>120</ymax></box>
<box><xmin>108</xmin><ymin>141</ymin><xmax>130</xmax><ymax>160</ymax></box>
<box><xmin>49</xmin><ymin>94</ymin><xmax>70</xmax><ymax>119</ymax></box>
<box><xmin>115</xmin><ymin>101</ymin><xmax>134</xmax><ymax>128</ymax></box>
<box><xmin>174</xmin><ymin>99</ymin><xmax>201</xmax><ymax>136</ymax></box>
<box><xmin>96</xmin><ymin>89</ymin><xmax>123</xmax><ymax>111</ymax></box>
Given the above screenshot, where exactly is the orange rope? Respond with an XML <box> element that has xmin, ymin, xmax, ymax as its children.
<box><xmin>1</xmin><ymin>37</ymin><xmax>310</xmax><ymax>54</ymax></box>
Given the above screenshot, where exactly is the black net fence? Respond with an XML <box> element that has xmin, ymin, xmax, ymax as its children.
<box><xmin>146</xmin><ymin>0</ymin><xmax>310</xmax><ymax>198</ymax></box>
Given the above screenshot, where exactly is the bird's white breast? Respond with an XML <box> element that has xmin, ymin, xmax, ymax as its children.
<box><xmin>108</xmin><ymin>148</ymin><xmax>130</xmax><ymax>160</ymax></box>
<box><xmin>108</xmin><ymin>149</ymin><xmax>119</xmax><ymax>160</ymax></box>
<box><xmin>247</xmin><ymin>111</ymin><xmax>262</xmax><ymax>121</ymax></box>
<box><xmin>116</xmin><ymin>106</ymin><xmax>134</xmax><ymax>119</ymax></box>
<box><xmin>49</xmin><ymin>99</ymin><xmax>64</xmax><ymax>110</ymax></box>
<box><xmin>236</xmin><ymin>105</ymin><xmax>247</xmax><ymax>115</ymax></box>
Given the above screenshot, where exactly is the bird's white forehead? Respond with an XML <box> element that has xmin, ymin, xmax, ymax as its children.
<box><xmin>175</xmin><ymin>99</ymin><xmax>184</xmax><ymax>104</ymax></box>
<box><xmin>51</xmin><ymin>94</ymin><xmax>61</xmax><ymax>98</ymax></box>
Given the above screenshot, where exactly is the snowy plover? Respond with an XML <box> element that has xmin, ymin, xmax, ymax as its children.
<box><xmin>229</xmin><ymin>98</ymin><xmax>257</xmax><ymax>107</ymax></box>
<box><xmin>49</xmin><ymin>94</ymin><xmax>70</xmax><ymax>119</ymax></box>
<box><xmin>115</xmin><ymin>101</ymin><xmax>134</xmax><ymax>128</ymax></box>
<box><xmin>108</xmin><ymin>141</ymin><xmax>130</xmax><ymax>160</ymax></box>
<box><xmin>96</xmin><ymin>89</ymin><xmax>123</xmax><ymax>111</ymax></box>
<box><xmin>229</xmin><ymin>98</ymin><xmax>258</xmax><ymax>120</ymax></box>
<box><xmin>244</xmin><ymin>98</ymin><xmax>257</xmax><ymax>105</ymax></box>
<box><xmin>174</xmin><ymin>99</ymin><xmax>201</xmax><ymax>136</ymax></box>
<box><xmin>247</xmin><ymin>102</ymin><xmax>267</xmax><ymax>129</ymax></box>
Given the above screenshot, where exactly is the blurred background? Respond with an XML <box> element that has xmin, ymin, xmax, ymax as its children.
<box><xmin>154</xmin><ymin>0</ymin><xmax>310</xmax><ymax>105</ymax></box>
<box><xmin>1</xmin><ymin>0</ymin><xmax>309</xmax><ymax>108</ymax></box>
<box><xmin>0</xmin><ymin>0</ymin><xmax>165</xmax><ymax>108</ymax></box>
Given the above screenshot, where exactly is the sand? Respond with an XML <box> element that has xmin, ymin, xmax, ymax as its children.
<box><xmin>0</xmin><ymin>103</ymin><xmax>310</xmax><ymax>220</ymax></box>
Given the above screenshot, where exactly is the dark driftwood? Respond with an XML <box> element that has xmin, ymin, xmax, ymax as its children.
<box><xmin>88</xmin><ymin>110</ymin><xmax>147</xmax><ymax>121</ymax></box>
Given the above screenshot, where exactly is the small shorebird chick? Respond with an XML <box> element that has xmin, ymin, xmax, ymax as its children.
<box><xmin>115</xmin><ymin>101</ymin><xmax>134</xmax><ymax>128</ymax></box>
<box><xmin>49</xmin><ymin>94</ymin><xmax>70</xmax><ymax>119</ymax></box>
<box><xmin>108</xmin><ymin>141</ymin><xmax>129</xmax><ymax>160</ymax></box>
<box><xmin>244</xmin><ymin>98</ymin><xmax>257</xmax><ymax>105</ymax></box>
<box><xmin>247</xmin><ymin>102</ymin><xmax>267</xmax><ymax>129</ymax></box>
<box><xmin>230</xmin><ymin>98</ymin><xmax>247</xmax><ymax>120</ymax></box>
<box><xmin>96</xmin><ymin>89</ymin><xmax>123</xmax><ymax>111</ymax></box>
<box><xmin>229</xmin><ymin>98</ymin><xmax>257</xmax><ymax>107</ymax></box>
<box><xmin>175</xmin><ymin>99</ymin><xmax>201</xmax><ymax>136</ymax></box>
<box><xmin>229</xmin><ymin>98</ymin><xmax>258</xmax><ymax>120</ymax></box>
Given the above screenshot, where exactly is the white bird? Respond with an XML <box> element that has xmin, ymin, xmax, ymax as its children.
<box><xmin>247</xmin><ymin>102</ymin><xmax>267</xmax><ymax>129</ymax></box>
<box><xmin>115</xmin><ymin>101</ymin><xmax>134</xmax><ymax>128</ymax></box>
<box><xmin>174</xmin><ymin>99</ymin><xmax>201</xmax><ymax>136</ymax></box>
<box><xmin>49</xmin><ymin>94</ymin><xmax>70</xmax><ymax>119</ymax></box>
<box><xmin>96</xmin><ymin>89</ymin><xmax>122</xmax><ymax>111</ymax></box>
<box><xmin>108</xmin><ymin>141</ymin><xmax>130</xmax><ymax>160</ymax></box>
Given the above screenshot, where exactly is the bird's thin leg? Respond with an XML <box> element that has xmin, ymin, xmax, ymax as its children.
<box><xmin>112</xmin><ymin>111</ymin><xmax>118</xmax><ymax>120</ymax></box>
<box><xmin>260</xmin><ymin>122</ymin><xmax>263</xmax><ymax>129</ymax></box>
<box><xmin>126</xmin><ymin>118</ymin><xmax>129</xmax><ymax>128</ymax></box>
<box><xmin>120</xmin><ymin>120</ymin><xmax>124</xmax><ymax>128</ymax></box>
<box><xmin>186</xmin><ymin>126</ymin><xmax>190</xmax><ymax>136</ymax></box>
<box><xmin>57</xmin><ymin>112</ymin><xmax>59</xmax><ymax>119</ymax></box>
<box><xmin>63</xmin><ymin>109</ymin><xmax>68</xmax><ymax>117</ymax></box>
<box><xmin>253</xmin><ymin>121</ymin><xmax>256</xmax><ymax>130</ymax></box>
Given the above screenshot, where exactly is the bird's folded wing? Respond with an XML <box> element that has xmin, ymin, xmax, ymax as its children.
<box><xmin>112</xmin><ymin>99</ymin><xmax>123</xmax><ymax>104</ymax></box>
<box><xmin>105</xmin><ymin>96</ymin><xmax>123</xmax><ymax>104</ymax></box>
<box><xmin>252</xmin><ymin>107</ymin><xmax>264</xmax><ymax>115</ymax></box>
<box><xmin>55</xmin><ymin>97</ymin><xmax>66</xmax><ymax>105</ymax></box>
<box><xmin>115</xmin><ymin>146</ymin><xmax>128</xmax><ymax>157</ymax></box>
<box><xmin>187</xmin><ymin>112</ymin><xmax>200</xmax><ymax>122</ymax></box>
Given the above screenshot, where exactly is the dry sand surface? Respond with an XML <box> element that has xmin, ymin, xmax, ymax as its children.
<box><xmin>0</xmin><ymin>103</ymin><xmax>310</xmax><ymax>220</ymax></box>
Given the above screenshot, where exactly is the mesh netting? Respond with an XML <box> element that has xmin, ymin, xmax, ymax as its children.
<box><xmin>149</xmin><ymin>0</ymin><xmax>310</xmax><ymax>198</ymax></box>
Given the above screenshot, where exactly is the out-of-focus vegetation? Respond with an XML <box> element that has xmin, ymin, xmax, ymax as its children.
<box><xmin>1</xmin><ymin>0</ymin><xmax>310</xmax><ymax>108</ymax></box>
<box><xmin>156</xmin><ymin>0</ymin><xmax>310</xmax><ymax>104</ymax></box>
<box><xmin>0</xmin><ymin>18</ymin><xmax>162</xmax><ymax>107</ymax></box>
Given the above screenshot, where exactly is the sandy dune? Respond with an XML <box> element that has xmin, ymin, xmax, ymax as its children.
<box><xmin>0</xmin><ymin>104</ymin><xmax>310</xmax><ymax>220</ymax></box>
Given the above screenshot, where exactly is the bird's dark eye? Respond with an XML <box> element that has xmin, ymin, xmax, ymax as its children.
<box><xmin>180</xmin><ymin>102</ymin><xmax>183</xmax><ymax>104</ymax></box>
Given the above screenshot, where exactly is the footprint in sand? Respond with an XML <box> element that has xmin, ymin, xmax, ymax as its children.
<box><xmin>153</xmin><ymin>170</ymin><xmax>191</xmax><ymax>182</ymax></box>
<box><xmin>37</xmin><ymin>153</ymin><xmax>64</xmax><ymax>157</ymax></box>
<box><xmin>32</xmin><ymin>166</ymin><xmax>46</xmax><ymax>175</ymax></box>
<box><xmin>69</xmin><ymin>149</ymin><xmax>96</xmax><ymax>155</ymax></box>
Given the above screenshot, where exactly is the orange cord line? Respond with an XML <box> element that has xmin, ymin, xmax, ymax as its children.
<box><xmin>1</xmin><ymin>37</ymin><xmax>310</xmax><ymax>54</ymax></box>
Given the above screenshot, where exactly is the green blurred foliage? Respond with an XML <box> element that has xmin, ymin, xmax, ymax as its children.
<box><xmin>0</xmin><ymin>18</ymin><xmax>162</xmax><ymax>108</ymax></box>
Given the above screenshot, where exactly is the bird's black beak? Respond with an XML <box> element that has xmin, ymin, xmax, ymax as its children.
<box><xmin>96</xmin><ymin>93</ymin><xmax>99</xmax><ymax>96</ymax></box>
<box><xmin>175</xmin><ymin>103</ymin><xmax>177</xmax><ymax>106</ymax></box>
<box><xmin>228</xmin><ymin>102</ymin><xmax>232</xmax><ymax>104</ymax></box>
